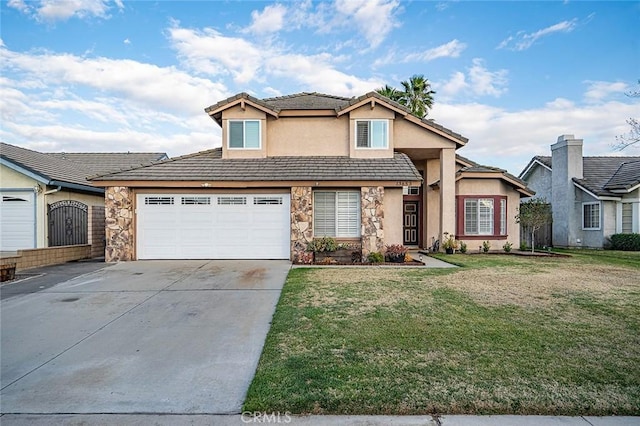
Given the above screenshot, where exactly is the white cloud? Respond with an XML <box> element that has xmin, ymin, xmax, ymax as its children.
<box><xmin>334</xmin><ymin>0</ymin><xmax>400</xmax><ymax>48</ymax></box>
<box><xmin>498</xmin><ymin>19</ymin><xmax>578</xmax><ymax>51</ymax></box>
<box><xmin>468</xmin><ymin>58</ymin><xmax>508</xmax><ymax>96</ymax></box>
<box><xmin>404</xmin><ymin>39</ymin><xmax>467</xmax><ymax>62</ymax></box>
<box><xmin>168</xmin><ymin>23</ymin><xmax>383</xmax><ymax>96</ymax></box>
<box><xmin>244</xmin><ymin>3</ymin><xmax>288</xmax><ymax>34</ymax></box>
<box><xmin>583</xmin><ymin>80</ymin><xmax>629</xmax><ymax>103</ymax></box>
<box><xmin>438</xmin><ymin>59</ymin><xmax>508</xmax><ymax>98</ymax></box>
<box><xmin>8</xmin><ymin>0</ymin><xmax>123</xmax><ymax>22</ymax></box>
<box><xmin>431</xmin><ymin>98</ymin><xmax>637</xmax><ymax>174</ymax></box>
<box><xmin>169</xmin><ymin>26</ymin><xmax>265</xmax><ymax>84</ymax></box>
<box><xmin>0</xmin><ymin>43</ymin><xmax>228</xmax><ymax>156</ymax></box>
<box><xmin>123</xmin><ymin>38</ymin><xmax>131</xmax><ymax>45</ymax></box>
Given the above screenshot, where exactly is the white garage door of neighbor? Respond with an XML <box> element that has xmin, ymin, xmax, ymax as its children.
<box><xmin>136</xmin><ymin>194</ymin><xmax>291</xmax><ymax>260</ymax></box>
<box><xmin>0</xmin><ymin>191</ymin><xmax>35</xmax><ymax>251</ymax></box>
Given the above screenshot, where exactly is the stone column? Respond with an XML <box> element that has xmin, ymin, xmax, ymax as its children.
<box><xmin>291</xmin><ymin>186</ymin><xmax>313</xmax><ymax>263</ymax></box>
<box><xmin>105</xmin><ymin>186</ymin><xmax>134</xmax><ymax>262</ymax></box>
<box><xmin>361</xmin><ymin>186</ymin><xmax>384</xmax><ymax>257</ymax></box>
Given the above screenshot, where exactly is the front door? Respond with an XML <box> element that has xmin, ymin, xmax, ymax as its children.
<box><xmin>403</xmin><ymin>201</ymin><xmax>419</xmax><ymax>246</ymax></box>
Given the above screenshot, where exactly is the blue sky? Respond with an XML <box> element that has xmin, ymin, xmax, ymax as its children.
<box><xmin>1</xmin><ymin>0</ymin><xmax>638</xmax><ymax>174</ymax></box>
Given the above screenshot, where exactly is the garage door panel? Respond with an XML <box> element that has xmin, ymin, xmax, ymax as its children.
<box><xmin>1</xmin><ymin>192</ymin><xmax>35</xmax><ymax>251</ymax></box>
<box><xmin>137</xmin><ymin>193</ymin><xmax>289</xmax><ymax>260</ymax></box>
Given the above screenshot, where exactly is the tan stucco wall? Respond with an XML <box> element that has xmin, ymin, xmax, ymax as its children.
<box><xmin>220</xmin><ymin>104</ymin><xmax>268</xmax><ymax>159</ymax></box>
<box><xmin>456</xmin><ymin>179</ymin><xmax>522</xmax><ymax>248</ymax></box>
<box><xmin>423</xmin><ymin>159</ymin><xmax>441</xmax><ymax>248</ymax></box>
<box><xmin>394</xmin><ymin>119</ymin><xmax>458</xmax><ymax>150</ymax></box>
<box><xmin>384</xmin><ymin>187</ymin><xmax>404</xmax><ymax>246</ymax></box>
<box><xmin>440</xmin><ymin>149</ymin><xmax>457</xmax><ymax>244</ymax></box>
<box><xmin>1</xmin><ymin>165</ymin><xmax>38</xmax><ymax>188</ymax></box>
<box><xmin>267</xmin><ymin>116</ymin><xmax>350</xmax><ymax>157</ymax></box>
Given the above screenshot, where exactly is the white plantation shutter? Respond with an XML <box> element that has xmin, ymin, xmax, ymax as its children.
<box><xmin>314</xmin><ymin>192</ymin><xmax>336</xmax><ymax>236</ymax></box>
<box><xmin>313</xmin><ymin>191</ymin><xmax>360</xmax><ymax>237</ymax></box>
<box><xmin>356</xmin><ymin>121</ymin><xmax>369</xmax><ymax>147</ymax></box>
<box><xmin>478</xmin><ymin>199</ymin><xmax>494</xmax><ymax>235</ymax></box>
<box><xmin>465</xmin><ymin>199</ymin><xmax>478</xmax><ymax>234</ymax></box>
<box><xmin>337</xmin><ymin>192</ymin><xmax>360</xmax><ymax>237</ymax></box>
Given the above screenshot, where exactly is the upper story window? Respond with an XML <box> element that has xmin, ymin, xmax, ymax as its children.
<box><xmin>356</xmin><ymin>120</ymin><xmax>388</xmax><ymax>149</ymax></box>
<box><xmin>228</xmin><ymin>120</ymin><xmax>260</xmax><ymax>149</ymax></box>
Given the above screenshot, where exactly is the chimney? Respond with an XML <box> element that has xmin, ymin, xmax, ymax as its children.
<box><xmin>551</xmin><ymin>134</ymin><xmax>583</xmax><ymax>247</ymax></box>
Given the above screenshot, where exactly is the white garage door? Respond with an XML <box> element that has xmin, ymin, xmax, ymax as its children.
<box><xmin>0</xmin><ymin>191</ymin><xmax>35</xmax><ymax>251</ymax></box>
<box><xmin>136</xmin><ymin>194</ymin><xmax>290</xmax><ymax>260</ymax></box>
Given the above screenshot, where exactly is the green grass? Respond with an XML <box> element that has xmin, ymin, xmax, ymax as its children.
<box><xmin>244</xmin><ymin>253</ymin><xmax>640</xmax><ymax>415</ymax></box>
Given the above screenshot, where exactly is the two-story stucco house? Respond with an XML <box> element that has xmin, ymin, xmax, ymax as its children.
<box><xmin>519</xmin><ymin>134</ymin><xmax>640</xmax><ymax>248</ymax></box>
<box><xmin>92</xmin><ymin>92</ymin><xmax>532</xmax><ymax>262</ymax></box>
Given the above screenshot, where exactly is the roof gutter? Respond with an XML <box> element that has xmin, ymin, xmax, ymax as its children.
<box><xmin>49</xmin><ymin>180</ymin><xmax>104</xmax><ymax>194</ymax></box>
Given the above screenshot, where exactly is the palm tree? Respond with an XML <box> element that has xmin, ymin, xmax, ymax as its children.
<box><xmin>399</xmin><ymin>74</ymin><xmax>436</xmax><ymax>118</ymax></box>
<box><xmin>375</xmin><ymin>84</ymin><xmax>403</xmax><ymax>102</ymax></box>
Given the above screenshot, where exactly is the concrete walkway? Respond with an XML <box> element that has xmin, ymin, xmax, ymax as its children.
<box><xmin>1</xmin><ymin>414</ymin><xmax>637</xmax><ymax>425</ymax></box>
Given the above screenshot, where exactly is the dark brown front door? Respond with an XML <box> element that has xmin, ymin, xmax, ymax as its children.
<box><xmin>403</xmin><ymin>201</ymin><xmax>419</xmax><ymax>246</ymax></box>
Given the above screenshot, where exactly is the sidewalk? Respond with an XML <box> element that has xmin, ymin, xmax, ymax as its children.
<box><xmin>1</xmin><ymin>414</ymin><xmax>637</xmax><ymax>425</ymax></box>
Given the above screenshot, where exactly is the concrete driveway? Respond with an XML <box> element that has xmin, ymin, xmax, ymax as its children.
<box><xmin>0</xmin><ymin>260</ymin><xmax>290</xmax><ymax>415</ymax></box>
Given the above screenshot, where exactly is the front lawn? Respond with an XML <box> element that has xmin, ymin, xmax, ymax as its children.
<box><xmin>244</xmin><ymin>252</ymin><xmax>640</xmax><ymax>415</ymax></box>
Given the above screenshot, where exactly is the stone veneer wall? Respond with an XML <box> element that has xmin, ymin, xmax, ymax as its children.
<box><xmin>361</xmin><ymin>186</ymin><xmax>384</xmax><ymax>257</ymax></box>
<box><xmin>105</xmin><ymin>186</ymin><xmax>134</xmax><ymax>262</ymax></box>
<box><xmin>290</xmin><ymin>186</ymin><xmax>313</xmax><ymax>262</ymax></box>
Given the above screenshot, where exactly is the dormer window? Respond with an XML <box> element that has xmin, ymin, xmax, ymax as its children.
<box><xmin>228</xmin><ymin>120</ymin><xmax>260</xmax><ymax>149</ymax></box>
<box><xmin>356</xmin><ymin>120</ymin><xmax>388</xmax><ymax>149</ymax></box>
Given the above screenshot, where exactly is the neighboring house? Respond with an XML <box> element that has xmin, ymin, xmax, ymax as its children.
<box><xmin>0</xmin><ymin>142</ymin><xmax>167</xmax><ymax>253</ymax></box>
<box><xmin>519</xmin><ymin>135</ymin><xmax>640</xmax><ymax>248</ymax></box>
<box><xmin>91</xmin><ymin>92</ymin><xmax>532</xmax><ymax>262</ymax></box>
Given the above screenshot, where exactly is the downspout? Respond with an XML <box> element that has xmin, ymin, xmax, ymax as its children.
<box><xmin>44</xmin><ymin>186</ymin><xmax>62</xmax><ymax>195</ymax></box>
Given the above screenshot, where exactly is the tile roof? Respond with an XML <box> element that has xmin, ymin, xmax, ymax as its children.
<box><xmin>520</xmin><ymin>153</ymin><xmax>640</xmax><ymax>196</ymax></box>
<box><xmin>204</xmin><ymin>91</ymin><xmax>468</xmax><ymax>145</ymax></box>
<box><xmin>91</xmin><ymin>148</ymin><xmax>422</xmax><ymax>183</ymax></box>
<box><xmin>604</xmin><ymin>160</ymin><xmax>640</xmax><ymax>191</ymax></box>
<box><xmin>1</xmin><ymin>142</ymin><xmax>98</xmax><ymax>189</ymax></box>
<box><xmin>262</xmin><ymin>92</ymin><xmax>352</xmax><ymax>110</ymax></box>
<box><xmin>48</xmin><ymin>152</ymin><xmax>168</xmax><ymax>176</ymax></box>
<box><xmin>575</xmin><ymin>157</ymin><xmax>640</xmax><ymax>196</ymax></box>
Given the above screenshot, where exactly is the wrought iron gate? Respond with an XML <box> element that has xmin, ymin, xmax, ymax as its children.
<box><xmin>48</xmin><ymin>200</ymin><xmax>88</xmax><ymax>246</ymax></box>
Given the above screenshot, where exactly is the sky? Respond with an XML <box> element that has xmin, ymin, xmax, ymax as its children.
<box><xmin>1</xmin><ymin>0</ymin><xmax>638</xmax><ymax>175</ymax></box>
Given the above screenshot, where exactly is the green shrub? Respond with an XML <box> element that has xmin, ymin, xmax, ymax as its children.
<box><xmin>459</xmin><ymin>241</ymin><xmax>467</xmax><ymax>254</ymax></box>
<box><xmin>367</xmin><ymin>251</ymin><xmax>384</xmax><ymax>263</ymax></box>
<box><xmin>482</xmin><ymin>240</ymin><xmax>491</xmax><ymax>253</ymax></box>
<box><xmin>520</xmin><ymin>241</ymin><xmax>528</xmax><ymax>251</ymax></box>
<box><xmin>609</xmin><ymin>233</ymin><xmax>640</xmax><ymax>251</ymax></box>
<box><xmin>503</xmin><ymin>241</ymin><xmax>513</xmax><ymax>253</ymax></box>
<box><xmin>306</xmin><ymin>237</ymin><xmax>338</xmax><ymax>252</ymax></box>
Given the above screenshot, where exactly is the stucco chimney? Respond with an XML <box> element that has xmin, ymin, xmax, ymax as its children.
<box><xmin>551</xmin><ymin>134</ymin><xmax>583</xmax><ymax>247</ymax></box>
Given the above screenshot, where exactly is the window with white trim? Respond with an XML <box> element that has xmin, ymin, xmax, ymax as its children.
<box><xmin>228</xmin><ymin>120</ymin><xmax>260</xmax><ymax>149</ymax></box>
<box><xmin>458</xmin><ymin>196</ymin><xmax>507</xmax><ymax>237</ymax></box>
<box><xmin>355</xmin><ymin>120</ymin><xmax>388</xmax><ymax>148</ymax></box>
<box><xmin>583</xmin><ymin>202</ymin><xmax>600</xmax><ymax>230</ymax></box>
<box><xmin>313</xmin><ymin>191</ymin><xmax>360</xmax><ymax>237</ymax></box>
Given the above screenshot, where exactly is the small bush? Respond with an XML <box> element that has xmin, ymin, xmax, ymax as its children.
<box><xmin>459</xmin><ymin>241</ymin><xmax>467</xmax><ymax>254</ymax></box>
<box><xmin>482</xmin><ymin>241</ymin><xmax>491</xmax><ymax>253</ymax></box>
<box><xmin>367</xmin><ymin>252</ymin><xmax>384</xmax><ymax>263</ymax></box>
<box><xmin>520</xmin><ymin>241</ymin><xmax>528</xmax><ymax>251</ymax></box>
<box><xmin>307</xmin><ymin>237</ymin><xmax>338</xmax><ymax>252</ymax></box>
<box><xmin>503</xmin><ymin>241</ymin><xmax>513</xmax><ymax>253</ymax></box>
<box><xmin>609</xmin><ymin>233</ymin><xmax>640</xmax><ymax>251</ymax></box>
